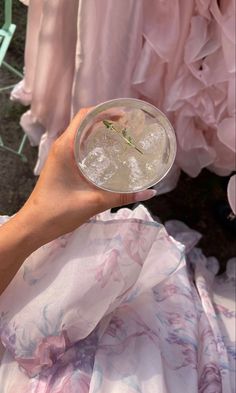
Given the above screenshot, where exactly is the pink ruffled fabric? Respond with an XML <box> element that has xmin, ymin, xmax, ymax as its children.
<box><xmin>0</xmin><ymin>206</ymin><xmax>185</xmax><ymax>378</ymax></box>
<box><xmin>0</xmin><ymin>206</ymin><xmax>235</xmax><ymax>392</ymax></box>
<box><xmin>133</xmin><ymin>0</ymin><xmax>235</xmax><ymax>179</ymax></box>
<box><xmin>12</xmin><ymin>0</ymin><xmax>235</xmax><ymax>196</ymax></box>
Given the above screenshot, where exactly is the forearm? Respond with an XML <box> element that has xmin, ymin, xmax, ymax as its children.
<box><xmin>0</xmin><ymin>208</ymin><xmax>50</xmax><ymax>295</ymax></box>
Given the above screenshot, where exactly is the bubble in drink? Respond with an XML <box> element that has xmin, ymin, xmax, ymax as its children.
<box><xmin>75</xmin><ymin>99</ymin><xmax>176</xmax><ymax>193</ymax></box>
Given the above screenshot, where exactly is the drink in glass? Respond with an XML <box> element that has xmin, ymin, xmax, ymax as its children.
<box><xmin>74</xmin><ymin>99</ymin><xmax>176</xmax><ymax>193</ymax></box>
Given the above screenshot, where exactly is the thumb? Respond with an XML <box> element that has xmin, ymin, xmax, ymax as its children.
<box><xmin>101</xmin><ymin>189</ymin><xmax>157</xmax><ymax>210</ymax></box>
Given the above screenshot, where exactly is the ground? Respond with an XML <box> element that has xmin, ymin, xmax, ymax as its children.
<box><xmin>0</xmin><ymin>1</ymin><xmax>235</xmax><ymax>271</ymax></box>
<box><xmin>0</xmin><ymin>1</ymin><xmax>37</xmax><ymax>215</ymax></box>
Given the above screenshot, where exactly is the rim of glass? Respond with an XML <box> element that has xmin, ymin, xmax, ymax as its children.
<box><xmin>74</xmin><ymin>98</ymin><xmax>177</xmax><ymax>193</ymax></box>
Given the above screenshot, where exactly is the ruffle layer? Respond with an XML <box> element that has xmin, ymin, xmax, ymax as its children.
<box><xmin>133</xmin><ymin>0</ymin><xmax>235</xmax><ymax>179</ymax></box>
<box><xmin>12</xmin><ymin>0</ymin><xmax>235</xmax><ymax>200</ymax></box>
<box><xmin>0</xmin><ymin>205</ymin><xmax>185</xmax><ymax>377</ymax></box>
<box><xmin>0</xmin><ymin>205</ymin><xmax>235</xmax><ymax>392</ymax></box>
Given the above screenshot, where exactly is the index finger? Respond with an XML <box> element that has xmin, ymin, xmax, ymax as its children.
<box><xmin>66</xmin><ymin>107</ymin><xmax>93</xmax><ymax>138</ymax></box>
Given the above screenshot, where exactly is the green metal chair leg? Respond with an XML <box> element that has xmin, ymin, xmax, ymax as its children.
<box><xmin>0</xmin><ymin>0</ymin><xmax>28</xmax><ymax>162</ymax></box>
<box><xmin>2</xmin><ymin>60</ymin><xmax>24</xmax><ymax>78</ymax></box>
<box><xmin>0</xmin><ymin>134</ymin><xmax>28</xmax><ymax>162</ymax></box>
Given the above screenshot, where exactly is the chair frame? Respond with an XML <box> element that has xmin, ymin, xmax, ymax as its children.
<box><xmin>0</xmin><ymin>0</ymin><xmax>27</xmax><ymax>162</ymax></box>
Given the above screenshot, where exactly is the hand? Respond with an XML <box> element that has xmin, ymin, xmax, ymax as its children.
<box><xmin>0</xmin><ymin>108</ymin><xmax>156</xmax><ymax>294</ymax></box>
<box><xmin>22</xmin><ymin>108</ymin><xmax>156</xmax><ymax>242</ymax></box>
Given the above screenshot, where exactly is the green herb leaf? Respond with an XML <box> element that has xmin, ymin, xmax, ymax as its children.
<box><xmin>103</xmin><ymin>120</ymin><xmax>112</xmax><ymax>128</ymax></box>
<box><xmin>103</xmin><ymin>120</ymin><xmax>143</xmax><ymax>154</ymax></box>
<box><xmin>122</xmin><ymin>129</ymin><xmax>127</xmax><ymax>138</ymax></box>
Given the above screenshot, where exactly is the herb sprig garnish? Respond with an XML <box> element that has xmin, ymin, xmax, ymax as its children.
<box><xmin>103</xmin><ymin>120</ymin><xmax>143</xmax><ymax>155</ymax></box>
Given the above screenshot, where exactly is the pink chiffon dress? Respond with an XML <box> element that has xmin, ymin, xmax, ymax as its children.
<box><xmin>0</xmin><ymin>205</ymin><xmax>235</xmax><ymax>392</ymax></box>
<box><xmin>11</xmin><ymin>0</ymin><xmax>235</xmax><ymax>204</ymax></box>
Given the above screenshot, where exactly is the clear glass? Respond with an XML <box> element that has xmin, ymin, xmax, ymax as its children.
<box><xmin>74</xmin><ymin>98</ymin><xmax>177</xmax><ymax>193</ymax></box>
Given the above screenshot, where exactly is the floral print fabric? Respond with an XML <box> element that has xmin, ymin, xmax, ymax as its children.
<box><xmin>0</xmin><ymin>205</ymin><xmax>235</xmax><ymax>392</ymax></box>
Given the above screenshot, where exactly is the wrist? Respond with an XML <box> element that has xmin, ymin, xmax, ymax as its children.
<box><xmin>15</xmin><ymin>204</ymin><xmax>55</xmax><ymax>252</ymax></box>
<box><xmin>0</xmin><ymin>204</ymin><xmax>54</xmax><ymax>294</ymax></box>
<box><xmin>0</xmin><ymin>208</ymin><xmax>44</xmax><ymax>294</ymax></box>
<box><xmin>0</xmin><ymin>210</ymin><xmax>43</xmax><ymax>267</ymax></box>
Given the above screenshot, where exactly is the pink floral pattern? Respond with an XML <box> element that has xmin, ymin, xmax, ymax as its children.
<box><xmin>0</xmin><ymin>205</ymin><xmax>235</xmax><ymax>392</ymax></box>
<box><xmin>94</xmin><ymin>250</ymin><xmax>122</xmax><ymax>288</ymax></box>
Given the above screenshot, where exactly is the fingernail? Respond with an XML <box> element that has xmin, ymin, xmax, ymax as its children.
<box><xmin>134</xmin><ymin>189</ymin><xmax>157</xmax><ymax>202</ymax></box>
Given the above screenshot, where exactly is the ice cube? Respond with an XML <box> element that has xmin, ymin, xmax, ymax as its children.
<box><xmin>86</xmin><ymin>123</ymin><xmax>126</xmax><ymax>157</ymax></box>
<box><xmin>81</xmin><ymin>147</ymin><xmax>117</xmax><ymax>185</ymax></box>
<box><xmin>120</xmin><ymin>109</ymin><xmax>145</xmax><ymax>137</ymax></box>
<box><xmin>125</xmin><ymin>155</ymin><xmax>146</xmax><ymax>189</ymax></box>
<box><xmin>137</xmin><ymin>123</ymin><xmax>166</xmax><ymax>155</ymax></box>
<box><xmin>85</xmin><ymin>125</ymin><xmax>108</xmax><ymax>153</ymax></box>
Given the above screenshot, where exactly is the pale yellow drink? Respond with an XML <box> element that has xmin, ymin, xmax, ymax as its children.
<box><xmin>75</xmin><ymin>99</ymin><xmax>176</xmax><ymax>193</ymax></box>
